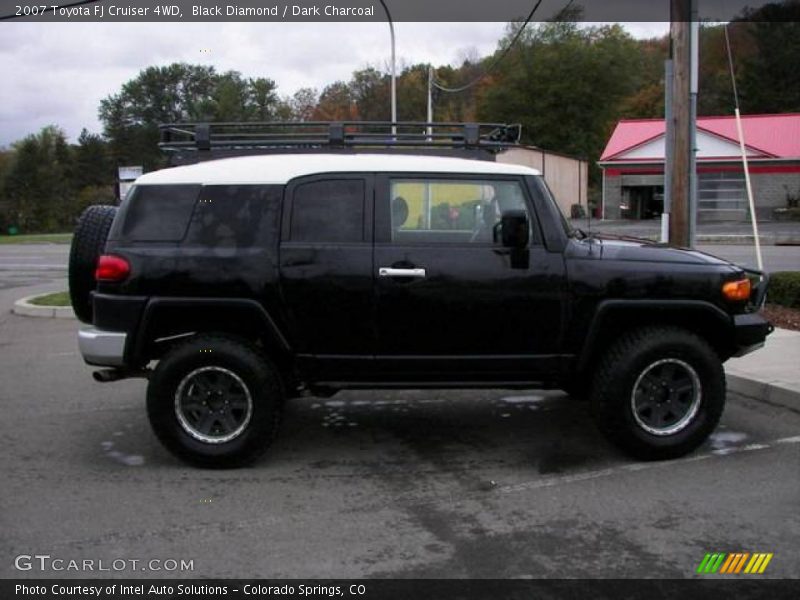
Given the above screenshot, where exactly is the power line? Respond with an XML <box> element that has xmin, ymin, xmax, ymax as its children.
<box><xmin>0</xmin><ymin>0</ymin><xmax>104</xmax><ymax>21</ymax></box>
<box><xmin>432</xmin><ymin>0</ymin><xmax>546</xmax><ymax>93</ymax></box>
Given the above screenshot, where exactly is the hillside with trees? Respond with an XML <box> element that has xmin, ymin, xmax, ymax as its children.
<box><xmin>1</xmin><ymin>1</ymin><xmax>799</xmax><ymax>233</ymax></box>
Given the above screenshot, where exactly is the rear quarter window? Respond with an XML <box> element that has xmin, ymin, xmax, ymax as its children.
<box><xmin>184</xmin><ymin>185</ymin><xmax>282</xmax><ymax>247</ymax></box>
<box><xmin>109</xmin><ymin>184</ymin><xmax>200</xmax><ymax>242</ymax></box>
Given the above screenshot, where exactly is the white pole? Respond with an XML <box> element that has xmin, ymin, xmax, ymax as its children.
<box><xmin>734</xmin><ymin>108</ymin><xmax>764</xmax><ymax>271</ymax></box>
<box><xmin>427</xmin><ymin>65</ymin><xmax>433</xmax><ymax>139</ymax></box>
<box><xmin>379</xmin><ymin>1</ymin><xmax>397</xmax><ymax>136</ymax></box>
<box><xmin>390</xmin><ymin>22</ymin><xmax>396</xmax><ymax>135</ymax></box>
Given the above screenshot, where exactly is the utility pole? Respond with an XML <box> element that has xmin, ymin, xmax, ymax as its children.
<box><xmin>662</xmin><ymin>59</ymin><xmax>674</xmax><ymax>243</ymax></box>
<box><xmin>689</xmin><ymin>0</ymin><xmax>699</xmax><ymax>246</ymax></box>
<box><xmin>669</xmin><ymin>0</ymin><xmax>691</xmax><ymax>247</ymax></box>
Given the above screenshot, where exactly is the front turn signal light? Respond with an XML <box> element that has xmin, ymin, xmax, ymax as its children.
<box><xmin>722</xmin><ymin>278</ymin><xmax>751</xmax><ymax>302</ymax></box>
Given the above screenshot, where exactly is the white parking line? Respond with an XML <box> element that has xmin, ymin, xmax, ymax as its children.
<box><xmin>776</xmin><ymin>435</ymin><xmax>800</xmax><ymax>444</ymax></box>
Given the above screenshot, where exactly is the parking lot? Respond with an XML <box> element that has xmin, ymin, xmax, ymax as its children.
<box><xmin>1</xmin><ymin>244</ymin><xmax>799</xmax><ymax>579</ymax></box>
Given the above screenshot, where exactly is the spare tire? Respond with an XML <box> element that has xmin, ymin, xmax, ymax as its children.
<box><xmin>69</xmin><ymin>205</ymin><xmax>118</xmax><ymax>324</ymax></box>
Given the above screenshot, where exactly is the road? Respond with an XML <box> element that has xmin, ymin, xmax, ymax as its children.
<box><xmin>0</xmin><ymin>244</ymin><xmax>69</xmax><ymax>292</ymax></box>
<box><xmin>696</xmin><ymin>245</ymin><xmax>800</xmax><ymax>272</ymax></box>
<box><xmin>0</xmin><ymin>247</ymin><xmax>798</xmax><ymax>579</ymax></box>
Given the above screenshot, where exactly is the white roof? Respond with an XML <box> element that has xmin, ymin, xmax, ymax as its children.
<box><xmin>135</xmin><ymin>153</ymin><xmax>541</xmax><ymax>185</ymax></box>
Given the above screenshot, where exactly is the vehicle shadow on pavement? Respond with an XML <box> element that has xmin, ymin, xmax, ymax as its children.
<box><xmin>84</xmin><ymin>388</ymin><xmax>619</xmax><ymax>477</ymax></box>
<box><xmin>273</xmin><ymin>390</ymin><xmax>616</xmax><ymax>478</ymax></box>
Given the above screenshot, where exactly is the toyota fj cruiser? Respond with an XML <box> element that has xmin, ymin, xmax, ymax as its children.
<box><xmin>69</xmin><ymin>122</ymin><xmax>772</xmax><ymax>468</ymax></box>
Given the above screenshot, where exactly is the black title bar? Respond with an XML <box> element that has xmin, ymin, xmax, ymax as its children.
<box><xmin>1</xmin><ymin>0</ymin><xmax>796</xmax><ymax>23</ymax></box>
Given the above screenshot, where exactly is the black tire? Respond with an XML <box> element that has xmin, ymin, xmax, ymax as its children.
<box><xmin>147</xmin><ymin>334</ymin><xmax>283</xmax><ymax>468</ymax></box>
<box><xmin>68</xmin><ymin>205</ymin><xmax>118</xmax><ymax>323</ymax></box>
<box><xmin>590</xmin><ymin>326</ymin><xmax>725</xmax><ymax>461</ymax></box>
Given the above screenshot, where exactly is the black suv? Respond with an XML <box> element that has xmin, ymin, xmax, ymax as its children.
<box><xmin>69</xmin><ymin>123</ymin><xmax>772</xmax><ymax>468</ymax></box>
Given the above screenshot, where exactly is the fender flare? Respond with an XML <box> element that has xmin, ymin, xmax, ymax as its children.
<box><xmin>128</xmin><ymin>297</ymin><xmax>291</xmax><ymax>364</ymax></box>
<box><xmin>576</xmin><ymin>299</ymin><xmax>733</xmax><ymax>373</ymax></box>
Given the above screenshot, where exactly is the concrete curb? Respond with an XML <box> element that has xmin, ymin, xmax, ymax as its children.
<box><xmin>13</xmin><ymin>294</ymin><xmax>75</xmax><ymax>319</ymax></box>
<box><xmin>726</xmin><ymin>373</ymin><xmax>799</xmax><ymax>412</ymax></box>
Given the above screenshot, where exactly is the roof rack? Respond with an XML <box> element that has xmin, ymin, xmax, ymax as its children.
<box><xmin>158</xmin><ymin>121</ymin><xmax>522</xmax><ymax>157</ymax></box>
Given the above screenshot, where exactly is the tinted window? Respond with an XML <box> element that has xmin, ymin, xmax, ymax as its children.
<box><xmin>291</xmin><ymin>179</ymin><xmax>364</xmax><ymax>243</ymax></box>
<box><xmin>113</xmin><ymin>184</ymin><xmax>200</xmax><ymax>242</ymax></box>
<box><xmin>185</xmin><ymin>185</ymin><xmax>280</xmax><ymax>247</ymax></box>
<box><xmin>389</xmin><ymin>179</ymin><xmax>530</xmax><ymax>244</ymax></box>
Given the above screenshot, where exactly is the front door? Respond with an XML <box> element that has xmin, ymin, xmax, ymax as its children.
<box><xmin>373</xmin><ymin>174</ymin><xmax>566</xmax><ymax>383</ymax></box>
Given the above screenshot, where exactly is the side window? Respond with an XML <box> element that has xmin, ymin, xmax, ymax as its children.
<box><xmin>110</xmin><ymin>184</ymin><xmax>200</xmax><ymax>242</ymax></box>
<box><xmin>291</xmin><ymin>179</ymin><xmax>365</xmax><ymax>243</ymax></box>
<box><xmin>389</xmin><ymin>178</ymin><xmax>530</xmax><ymax>244</ymax></box>
<box><xmin>185</xmin><ymin>185</ymin><xmax>281</xmax><ymax>247</ymax></box>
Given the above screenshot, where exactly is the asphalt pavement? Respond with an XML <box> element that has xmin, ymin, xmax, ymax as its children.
<box><xmin>0</xmin><ymin>244</ymin><xmax>69</xmax><ymax>292</ymax></box>
<box><xmin>1</xmin><ymin>245</ymin><xmax>799</xmax><ymax>579</ymax></box>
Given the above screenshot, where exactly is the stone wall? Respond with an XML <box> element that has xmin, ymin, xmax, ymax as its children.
<box><xmin>751</xmin><ymin>172</ymin><xmax>800</xmax><ymax>220</ymax></box>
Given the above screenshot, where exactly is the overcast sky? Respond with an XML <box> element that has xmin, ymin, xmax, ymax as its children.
<box><xmin>0</xmin><ymin>22</ymin><xmax>667</xmax><ymax>147</ymax></box>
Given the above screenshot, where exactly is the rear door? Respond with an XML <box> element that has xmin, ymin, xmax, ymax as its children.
<box><xmin>372</xmin><ymin>173</ymin><xmax>566</xmax><ymax>382</ymax></box>
<box><xmin>279</xmin><ymin>174</ymin><xmax>374</xmax><ymax>377</ymax></box>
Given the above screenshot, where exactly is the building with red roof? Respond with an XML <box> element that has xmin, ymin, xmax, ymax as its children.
<box><xmin>598</xmin><ymin>113</ymin><xmax>800</xmax><ymax>221</ymax></box>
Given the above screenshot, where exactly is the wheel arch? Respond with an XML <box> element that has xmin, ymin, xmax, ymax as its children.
<box><xmin>129</xmin><ymin>297</ymin><xmax>292</xmax><ymax>366</ymax></box>
<box><xmin>576</xmin><ymin>300</ymin><xmax>736</xmax><ymax>377</ymax></box>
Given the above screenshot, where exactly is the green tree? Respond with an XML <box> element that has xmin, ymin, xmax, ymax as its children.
<box><xmin>73</xmin><ymin>129</ymin><xmax>112</xmax><ymax>189</ymax></box>
<box><xmin>478</xmin><ymin>21</ymin><xmax>643</xmax><ymax>181</ymax></box>
<box><xmin>210</xmin><ymin>72</ymin><xmax>250</xmax><ymax>121</ymax></box>
<box><xmin>4</xmin><ymin>126</ymin><xmax>74</xmax><ymax>232</ymax></box>
<box><xmin>248</xmin><ymin>77</ymin><xmax>280</xmax><ymax>120</ymax></box>
<box><xmin>349</xmin><ymin>67</ymin><xmax>391</xmax><ymax>121</ymax></box>
<box><xmin>99</xmin><ymin>64</ymin><xmax>281</xmax><ymax>168</ymax></box>
<box><xmin>738</xmin><ymin>2</ymin><xmax>800</xmax><ymax>113</ymax></box>
<box><xmin>0</xmin><ymin>149</ymin><xmax>14</xmax><ymax>231</ymax></box>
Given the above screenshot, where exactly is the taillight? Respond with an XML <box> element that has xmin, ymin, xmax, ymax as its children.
<box><xmin>95</xmin><ymin>255</ymin><xmax>130</xmax><ymax>282</ymax></box>
<box><xmin>722</xmin><ymin>278</ymin><xmax>751</xmax><ymax>302</ymax></box>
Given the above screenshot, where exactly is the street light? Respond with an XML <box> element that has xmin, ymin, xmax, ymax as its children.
<box><xmin>379</xmin><ymin>0</ymin><xmax>397</xmax><ymax>135</ymax></box>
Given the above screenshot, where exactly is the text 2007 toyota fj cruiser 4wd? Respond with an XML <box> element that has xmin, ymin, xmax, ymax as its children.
<box><xmin>69</xmin><ymin>122</ymin><xmax>772</xmax><ymax>468</ymax></box>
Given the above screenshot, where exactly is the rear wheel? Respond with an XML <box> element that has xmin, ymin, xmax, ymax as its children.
<box><xmin>590</xmin><ymin>326</ymin><xmax>725</xmax><ymax>460</ymax></box>
<box><xmin>147</xmin><ymin>334</ymin><xmax>283</xmax><ymax>468</ymax></box>
<box><xmin>68</xmin><ymin>205</ymin><xmax>117</xmax><ymax>323</ymax></box>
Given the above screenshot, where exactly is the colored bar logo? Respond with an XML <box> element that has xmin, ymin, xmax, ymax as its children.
<box><xmin>697</xmin><ymin>552</ymin><xmax>773</xmax><ymax>574</ymax></box>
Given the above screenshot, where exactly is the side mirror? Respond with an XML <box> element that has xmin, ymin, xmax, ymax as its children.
<box><xmin>501</xmin><ymin>210</ymin><xmax>529</xmax><ymax>249</ymax></box>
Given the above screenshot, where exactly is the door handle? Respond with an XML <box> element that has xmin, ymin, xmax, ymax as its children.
<box><xmin>379</xmin><ymin>267</ymin><xmax>426</xmax><ymax>278</ymax></box>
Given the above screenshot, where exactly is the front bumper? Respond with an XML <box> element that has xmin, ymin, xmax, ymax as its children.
<box><xmin>78</xmin><ymin>327</ymin><xmax>127</xmax><ymax>367</ymax></box>
<box><xmin>732</xmin><ymin>312</ymin><xmax>774</xmax><ymax>357</ymax></box>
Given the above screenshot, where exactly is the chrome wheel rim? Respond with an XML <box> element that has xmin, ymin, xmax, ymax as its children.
<box><xmin>174</xmin><ymin>366</ymin><xmax>252</xmax><ymax>444</ymax></box>
<box><xmin>630</xmin><ymin>358</ymin><xmax>701</xmax><ymax>436</ymax></box>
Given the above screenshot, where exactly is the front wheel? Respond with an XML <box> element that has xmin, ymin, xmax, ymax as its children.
<box><xmin>147</xmin><ymin>334</ymin><xmax>283</xmax><ymax>468</ymax></box>
<box><xmin>590</xmin><ymin>326</ymin><xmax>725</xmax><ymax>460</ymax></box>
